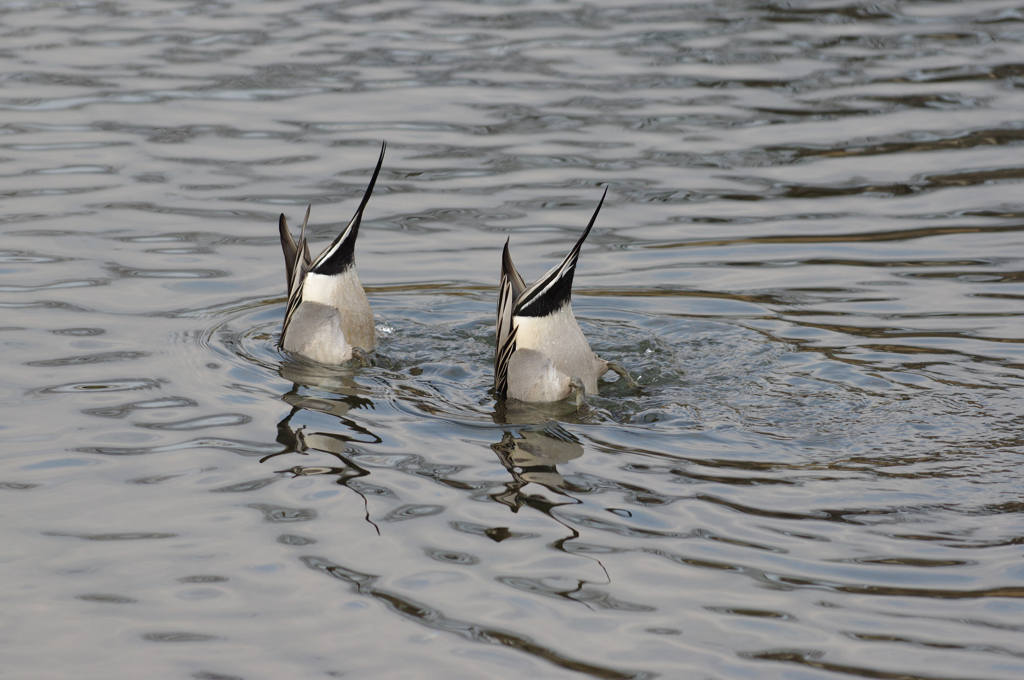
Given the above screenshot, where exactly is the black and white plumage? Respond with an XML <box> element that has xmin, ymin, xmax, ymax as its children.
<box><xmin>494</xmin><ymin>189</ymin><xmax>635</xmax><ymax>405</ymax></box>
<box><xmin>278</xmin><ymin>142</ymin><xmax>385</xmax><ymax>365</ymax></box>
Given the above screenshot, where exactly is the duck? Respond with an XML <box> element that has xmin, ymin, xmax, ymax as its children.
<box><xmin>278</xmin><ymin>142</ymin><xmax>385</xmax><ymax>366</ymax></box>
<box><xmin>494</xmin><ymin>188</ymin><xmax>636</xmax><ymax>407</ymax></box>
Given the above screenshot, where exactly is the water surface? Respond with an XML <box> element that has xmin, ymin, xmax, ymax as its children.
<box><xmin>3</xmin><ymin>2</ymin><xmax>1024</xmax><ymax>679</ymax></box>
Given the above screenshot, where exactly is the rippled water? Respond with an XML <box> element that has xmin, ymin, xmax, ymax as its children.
<box><xmin>4</xmin><ymin>1</ymin><xmax>1024</xmax><ymax>678</ymax></box>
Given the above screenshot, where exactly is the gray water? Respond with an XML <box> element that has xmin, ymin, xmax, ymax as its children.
<box><xmin>3</xmin><ymin>1</ymin><xmax>1024</xmax><ymax>678</ymax></box>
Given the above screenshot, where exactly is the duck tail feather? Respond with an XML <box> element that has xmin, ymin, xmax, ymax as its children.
<box><xmin>310</xmin><ymin>141</ymin><xmax>387</xmax><ymax>276</ymax></box>
<box><xmin>512</xmin><ymin>188</ymin><xmax>607</xmax><ymax>318</ymax></box>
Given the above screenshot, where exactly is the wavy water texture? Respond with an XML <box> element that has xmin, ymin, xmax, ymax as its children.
<box><xmin>2</xmin><ymin>1</ymin><xmax>1024</xmax><ymax>679</ymax></box>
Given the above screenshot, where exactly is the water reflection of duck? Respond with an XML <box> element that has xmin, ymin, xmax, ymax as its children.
<box><xmin>278</xmin><ymin>143</ymin><xmax>385</xmax><ymax>367</ymax></box>
<box><xmin>265</xmin><ymin>372</ymin><xmax>380</xmax><ymax>465</ymax></box>
<box><xmin>494</xmin><ymin>189</ymin><xmax>636</xmax><ymax>408</ymax></box>
<box><xmin>278</xmin><ymin>356</ymin><xmax>376</xmax><ymax>410</ymax></box>
<box><xmin>268</xmin><ymin>402</ymin><xmax>384</xmax><ymax>535</ymax></box>
<box><xmin>490</xmin><ymin>424</ymin><xmax>584</xmax><ymax>510</ymax></box>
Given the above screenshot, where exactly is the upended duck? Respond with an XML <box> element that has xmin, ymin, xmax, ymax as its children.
<box><xmin>278</xmin><ymin>142</ymin><xmax>385</xmax><ymax>366</ymax></box>
<box><xmin>494</xmin><ymin>189</ymin><xmax>636</xmax><ymax>407</ymax></box>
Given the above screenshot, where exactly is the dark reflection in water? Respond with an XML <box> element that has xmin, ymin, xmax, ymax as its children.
<box><xmin>489</xmin><ymin>424</ymin><xmax>584</xmax><ymax>509</ymax></box>
<box><xmin>266</xmin><ymin>368</ymin><xmax>385</xmax><ymax>533</ymax></box>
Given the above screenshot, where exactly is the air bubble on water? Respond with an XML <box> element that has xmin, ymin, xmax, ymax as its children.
<box><xmin>376</xmin><ymin>322</ymin><xmax>395</xmax><ymax>337</ymax></box>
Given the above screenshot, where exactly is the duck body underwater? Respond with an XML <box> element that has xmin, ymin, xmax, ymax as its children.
<box><xmin>494</xmin><ymin>189</ymin><xmax>636</xmax><ymax>407</ymax></box>
<box><xmin>278</xmin><ymin>142</ymin><xmax>385</xmax><ymax>366</ymax></box>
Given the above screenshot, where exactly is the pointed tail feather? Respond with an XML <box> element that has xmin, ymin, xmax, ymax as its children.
<box><xmin>310</xmin><ymin>141</ymin><xmax>387</xmax><ymax>277</ymax></box>
<box><xmin>513</xmin><ymin>187</ymin><xmax>607</xmax><ymax>318</ymax></box>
